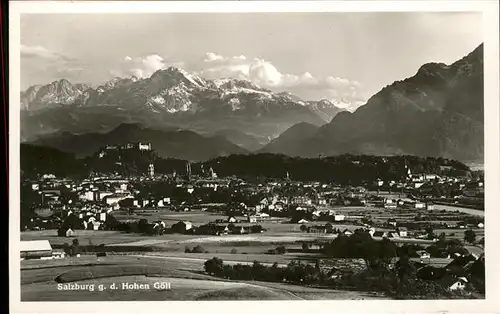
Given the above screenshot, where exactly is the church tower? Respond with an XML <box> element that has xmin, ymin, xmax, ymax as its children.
<box><xmin>148</xmin><ymin>163</ymin><xmax>155</xmax><ymax>177</ymax></box>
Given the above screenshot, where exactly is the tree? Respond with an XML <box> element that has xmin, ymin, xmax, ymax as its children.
<box><xmin>464</xmin><ymin>229</ymin><xmax>476</xmax><ymax>244</ymax></box>
<box><xmin>276</xmin><ymin>245</ymin><xmax>287</xmax><ymax>254</ymax></box>
<box><xmin>104</xmin><ymin>214</ymin><xmax>120</xmax><ymax>230</ymax></box>
<box><xmin>251</xmin><ymin>225</ymin><xmax>263</xmax><ymax>233</ymax></box>
<box><xmin>138</xmin><ymin>219</ymin><xmax>149</xmax><ymax>234</ymax></box>
<box><xmin>191</xmin><ymin>245</ymin><xmax>207</xmax><ymax>253</ymax></box>
<box><xmin>325</xmin><ymin>222</ymin><xmax>334</xmax><ymax>233</ymax></box>
<box><xmin>204</xmin><ymin>257</ymin><xmax>224</xmax><ymax>275</ymax></box>
<box><xmin>300</xmin><ymin>224</ymin><xmax>308</xmax><ymax>232</ymax></box>
<box><xmin>395</xmin><ymin>255</ymin><xmax>415</xmax><ymax>282</ymax></box>
<box><xmin>57</xmin><ymin>227</ymin><xmax>67</xmax><ymax>237</ymax></box>
<box><xmin>70</xmin><ymin>238</ymin><xmax>80</xmax><ymax>256</ymax></box>
<box><xmin>62</xmin><ymin>213</ymin><xmax>83</xmax><ymax>230</ymax></box>
<box><xmin>302</xmin><ymin>242</ymin><xmax>310</xmax><ymax>252</ymax></box>
<box><xmin>438</xmin><ymin>232</ymin><xmax>446</xmax><ymax>242</ymax></box>
<box><xmin>425</xmin><ymin>226</ymin><xmax>435</xmax><ymax>240</ymax></box>
<box><xmin>63</xmin><ymin>243</ymin><xmax>71</xmax><ymax>255</ymax></box>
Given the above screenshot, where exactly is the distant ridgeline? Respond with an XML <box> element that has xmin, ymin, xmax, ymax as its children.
<box><xmin>21</xmin><ymin>143</ymin><xmax>472</xmax><ymax>184</ymax></box>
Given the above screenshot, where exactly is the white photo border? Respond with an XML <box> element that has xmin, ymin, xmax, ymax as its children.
<box><xmin>9</xmin><ymin>1</ymin><xmax>500</xmax><ymax>313</ymax></box>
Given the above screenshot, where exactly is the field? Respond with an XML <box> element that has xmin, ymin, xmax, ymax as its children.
<box><xmin>20</xmin><ymin>203</ymin><xmax>484</xmax><ymax>301</ymax></box>
<box><xmin>21</xmin><ymin>255</ymin><xmax>385</xmax><ymax>301</ymax></box>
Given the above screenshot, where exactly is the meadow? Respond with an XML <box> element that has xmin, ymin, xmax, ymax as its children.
<box><xmin>21</xmin><ymin>255</ymin><xmax>384</xmax><ymax>301</ymax></box>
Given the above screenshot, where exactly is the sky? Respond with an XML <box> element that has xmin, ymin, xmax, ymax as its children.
<box><xmin>20</xmin><ymin>12</ymin><xmax>483</xmax><ymax>110</ymax></box>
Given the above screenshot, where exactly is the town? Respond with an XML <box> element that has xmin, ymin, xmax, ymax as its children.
<box><xmin>20</xmin><ymin>142</ymin><xmax>485</xmax><ymax>300</ymax></box>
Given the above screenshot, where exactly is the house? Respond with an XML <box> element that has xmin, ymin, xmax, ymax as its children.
<box><xmin>397</xmin><ymin>227</ymin><xmax>408</xmax><ymax>237</ymax></box>
<box><xmin>65</xmin><ymin>228</ymin><xmax>75</xmax><ymax>237</ymax></box>
<box><xmin>445</xmin><ymin>254</ymin><xmax>477</xmax><ymax>272</ymax></box>
<box><xmin>232</xmin><ymin>226</ymin><xmax>247</xmax><ymax>235</ymax></box>
<box><xmin>309</xmin><ymin>225</ymin><xmax>327</xmax><ymax>234</ymax></box>
<box><xmin>372</xmin><ymin>231</ymin><xmax>387</xmax><ymax>238</ymax></box>
<box><xmin>152</xmin><ymin>220</ymin><xmax>166</xmax><ymax>229</ymax></box>
<box><xmin>426</xmin><ymin>202</ymin><xmax>435</xmax><ymax>211</ymax></box>
<box><xmin>388</xmin><ymin>232</ymin><xmax>400</xmax><ymax>238</ymax></box>
<box><xmin>172</xmin><ymin>221</ymin><xmax>193</xmax><ymax>233</ymax></box>
<box><xmin>414</xmin><ymin>202</ymin><xmax>425</xmax><ymax>209</ymax></box>
<box><xmin>90</xmin><ymin>221</ymin><xmax>102</xmax><ymax>231</ymax></box>
<box><xmin>416</xmin><ymin>250</ymin><xmax>430</xmax><ymax>259</ymax></box>
<box><xmin>247</xmin><ymin>215</ymin><xmax>257</xmax><ymax>223</ymax></box>
<box><xmin>439</xmin><ymin>275</ymin><xmax>468</xmax><ymax>291</ymax></box>
<box><xmin>99</xmin><ymin>212</ymin><xmax>107</xmax><ymax>222</ymax></box>
<box><xmin>387</xmin><ymin>218</ymin><xmax>397</xmax><ymax>227</ymax></box>
<box><xmin>334</xmin><ymin>214</ymin><xmax>345</xmax><ymax>221</ymax></box>
<box><xmin>20</xmin><ymin>240</ymin><xmax>53</xmax><ymax>260</ymax></box>
<box><xmin>298</xmin><ymin>219</ymin><xmax>309</xmax><ymax>224</ymax></box>
<box><xmin>342</xmin><ymin>229</ymin><xmax>353</xmax><ymax>236</ymax></box>
<box><xmin>103</xmin><ymin>193</ymin><xmax>131</xmax><ymax>206</ymax></box>
<box><xmin>52</xmin><ymin>251</ymin><xmax>66</xmax><ymax>259</ymax></box>
<box><xmin>227</xmin><ymin>216</ymin><xmax>237</xmax><ymax>223</ymax></box>
<box><xmin>317</xmin><ymin>198</ymin><xmax>327</xmax><ymax>206</ymax></box>
<box><xmin>417</xmin><ymin>265</ymin><xmax>447</xmax><ymax>280</ymax></box>
<box><xmin>477</xmin><ymin>222</ymin><xmax>484</xmax><ymax>228</ymax></box>
<box><xmin>384</xmin><ymin>202</ymin><xmax>397</xmax><ymax>210</ymax></box>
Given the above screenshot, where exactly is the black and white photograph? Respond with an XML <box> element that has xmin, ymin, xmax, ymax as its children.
<box><xmin>8</xmin><ymin>0</ymin><xmax>500</xmax><ymax>312</ymax></box>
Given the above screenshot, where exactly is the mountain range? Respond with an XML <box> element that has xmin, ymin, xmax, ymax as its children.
<box><xmin>20</xmin><ymin>68</ymin><xmax>344</xmax><ymax>142</ymax></box>
<box><xmin>21</xmin><ymin>44</ymin><xmax>483</xmax><ymax>162</ymax></box>
<box><xmin>260</xmin><ymin>44</ymin><xmax>484</xmax><ymax>162</ymax></box>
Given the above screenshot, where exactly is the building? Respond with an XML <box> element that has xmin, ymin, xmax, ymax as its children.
<box><xmin>172</xmin><ymin>221</ymin><xmax>193</xmax><ymax>233</ymax></box>
<box><xmin>138</xmin><ymin>142</ymin><xmax>152</xmax><ymax>151</ymax></box>
<box><xmin>308</xmin><ymin>225</ymin><xmax>327</xmax><ymax>233</ymax></box>
<box><xmin>148</xmin><ymin>163</ymin><xmax>155</xmax><ymax>177</ymax></box>
<box><xmin>397</xmin><ymin>227</ymin><xmax>408</xmax><ymax>237</ymax></box>
<box><xmin>439</xmin><ymin>276</ymin><xmax>468</xmax><ymax>291</ymax></box>
<box><xmin>65</xmin><ymin>228</ymin><xmax>75</xmax><ymax>237</ymax></box>
<box><xmin>99</xmin><ymin>212</ymin><xmax>107</xmax><ymax>222</ymax></box>
<box><xmin>103</xmin><ymin>193</ymin><xmax>132</xmax><ymax>205</ymax></box>
<box><xmin>372</xmin><ymin>231</ymin><xmax>387</xmax><ymax>238</ymax></box>
<box><xmin>342</xmin><ymin>229</ymin><xmax>354</xmax><ymax>236</ymax></box>
<box><xmin>416</xmin><ymin>250</ymin><xmax>431</xmax><ymax>259</ymax></box>
<box><xmin>20</xmin><ymin>240</ymin><xmax>53</xmax><ymax>260</ymax></box>
<box><xmin>334</xmin><ymin>214</ymin><xmax>345</xmax><ymax>221</ymax></box>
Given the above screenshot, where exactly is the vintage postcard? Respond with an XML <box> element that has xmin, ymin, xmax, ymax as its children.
<box><xmin>8</xmin><ymin>1</ymin><xmax>500</xmax><ymax>313</ymax></box>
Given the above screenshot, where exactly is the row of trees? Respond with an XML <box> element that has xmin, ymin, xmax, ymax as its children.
<box><xmin>203</xmin><ymin>256</ymin><xmax>474</xmax><ymax>299</ymax></box>
<box><xmin>318</xmin><ymin>230</ymin><xmax>470</xmax><ymax>260</ymax></box>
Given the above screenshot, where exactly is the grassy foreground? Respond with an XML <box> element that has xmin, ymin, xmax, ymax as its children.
<box><xmin>21</xmin><ymin>255</ymin><xmax>385</xmax><ymax>301</ymax></box>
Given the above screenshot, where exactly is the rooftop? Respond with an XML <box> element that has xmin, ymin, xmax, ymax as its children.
<box><xmin>20</xmin><ymin>240</ymin><xmax>52</xmax><ymax>252</ymax></box>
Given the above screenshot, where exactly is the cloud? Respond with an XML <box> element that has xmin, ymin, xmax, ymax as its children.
<box><xmin>204</xmin><ymin>52</ymin><xmax>223</xmax><ymax>62</ymax></box>
<box><xmin>192</xmin><ymin>52</ymin><xmax>367</xmax><ymax>110</ymax></box>
<box><xmin>21</xmin><ymin>44</ymin><xmax>75</xmax><ymax>61</ymax></box>
<box><xmin>115</xmin><ymin>54</ymin><xmax>187</xmax><ymax>79</ymax></box>
<box><xmin>21</xmin><ymin>44</ymin><xmax>87</xmax><ymax>87</ymax></box>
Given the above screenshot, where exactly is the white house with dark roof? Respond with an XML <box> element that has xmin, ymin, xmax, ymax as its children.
<box><xmin>20</xmin><ymin>240</ymin><xmax>53</xmax><ymax>260</ymax></box>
